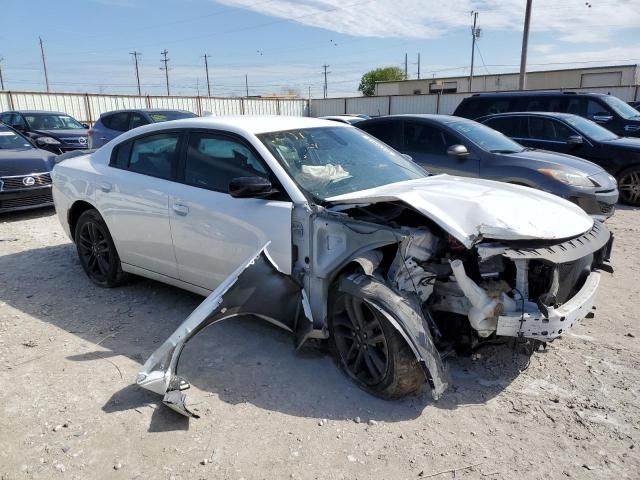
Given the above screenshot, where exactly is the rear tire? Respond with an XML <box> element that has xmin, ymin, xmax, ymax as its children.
<box><xmin>74</xmin><ymin>209</ymin><xmax>128</xmax><ymax>288</ymax></box>
<box><xmin>329</xmin><ymin>274</ymin><xmax>425</xmax><ymax>399</ymax></box>
<box><xmin>617</xmin><ymin>166</ymin><xmax>640</xmax><ymax>206</ymax></box>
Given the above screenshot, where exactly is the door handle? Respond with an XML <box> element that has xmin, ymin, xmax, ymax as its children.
<box><xmin>173</xmin><ymin>202</ymin><xmax>189</xmax><ymax>216</ymax></box>
<box><xmin>99</xmin><ymin>182</ymin><xmax>112</xmax><ymax>193</ymax></box>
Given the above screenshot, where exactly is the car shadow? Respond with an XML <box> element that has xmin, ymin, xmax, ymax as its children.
<box><xmin>0</xmin><ymin>206</ymin><xmax>56</xmax><ymax>224</ymax></box>
<box><xmin>0</xmin><ymin>244</ymin><xmax>525</xmax><ymax>429</ymax></box>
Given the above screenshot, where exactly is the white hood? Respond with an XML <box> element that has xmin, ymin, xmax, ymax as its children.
<box><xmin>327</xmin><ymin>175</ymin><xmax>594</xmax><ymax>248</ymax></box>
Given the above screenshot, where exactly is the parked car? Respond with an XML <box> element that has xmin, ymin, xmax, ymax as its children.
<box><xmin>358</xmin><ymin>115</ymin><xmax>618</xmax><ymax>219</ymax></box>
<box><xmin>319</xmin><ymin>115</ymin><xmax>365</xmax><ymax>125</ymax></box>
<box><xmin>88</xmin><ymin>109</ymin><xmax>197</xmax><ymax>148</ymax></box>
<box><xmin>52</xmin><ymin>116</ymin><xmax>612</xmax><ymax>417</ymax></box>
<box><xmin>478</xmin><ymin>112</ymin><xmax>640</xmax><ymax>205</ymax></box>
<box><xmin>0</xmin><ymin>124</ymin><xmax>56</xmax><ymax>213</ymax></box>
<box><xmin>453</xmin><ymin>92</ymin><xmax>640</xmax><ymax>138</ymax></box>
<box><xmin>628</xmin><ymin>101</ymin><xmax>640</xmax><ymax>110</ymax></box>
<box><xmin>0</xmin><ymin>110</ymin><xmax>89</xmax><ymax>154</ymax></box>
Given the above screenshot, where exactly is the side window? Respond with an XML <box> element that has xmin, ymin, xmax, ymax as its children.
<box><xmin>485</xmin><ymin>99</ymin><xmax>511</xmax><ymax>115</ymax></box>
<box><xmin>361</xmin><ymin>121</ymin><xmax>399</xmax><ymax>148</ymax></box>
<box><xmin>129</xmin><ymin>132</ymin><xmax>180</xmax><ymax>179</ymax></box>
<box><xmin>0</xmin><ymin>113</ymin><xmax>10</xmax><ymax>125</ymax></box>
<box><xmin>102</xmin><ymin>112</ymin><xmax>130</xmax><ymax>132</ymax></box>
<box><xmin>563</xmin><ymin>97</ymin><xmax>587</xmax><ymax>116</ymax></box>
<box><xmin>528</xmin><ymin>118</ymin><xmax>573</xmax><ymax>142</ymax></box>
<box><xmin>586</xmin><ymin>100</ymin><xmax>612</xmax><ymax>119</ymax></box>
<box><xmin>110</xmin><ymin>141</ymin><xmax>132</xmax><ymax>168</ymax></box>
<box><xmin>522</xmin><ymin>97</ymin><xmax>550</xmax><ymax>111</ymax></box>
<box><xmin>403</xmin><ymin>121</ymin><xmax>453</xmax><ymax>155</ymax></box>
<box><xmin>129</xmin><ymin>113</ymin><xmax>148</xmax><ymax>129</ymax></box>
<box><xmin>9</xmin><ymin>114</ymin><xmax>27</xmax><ymax>129</ymax></box>
<box><xmin>184</xmin><ymin>133</ymin><xmax>267</xmax><ymax>193</ymax></box>
<box><xmin>484</xmin><ymin>117</ymin><xmax>524</xmax><ymax>138</ymax></box>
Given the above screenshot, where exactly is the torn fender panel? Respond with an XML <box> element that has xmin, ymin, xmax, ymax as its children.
<box><xmin>327</xmin><ymin>176</ymin><xmax>593</xmax><ymax>248</ymax></box>
<box><xmin>136</xmin><ymin>244</ymin><xmax>303</xmax><ymax>417</ymax></box>
<box><xmin>338</xmin><ymin>273</ymin><xmax>449</xmax><ymax>399</ymax></box>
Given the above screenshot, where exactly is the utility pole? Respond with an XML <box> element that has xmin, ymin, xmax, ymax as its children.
<box><xmin>404</xmin><ymin>53</ymin><xmax>408</xmax><ymax>79</ymax></box>
<box><xmin>417</xmin><ymin>53</ymin><xmax>421</xmax><ymax>79</ymax></box>
<box><xmin>468</xmin><ymin>11</ymin><xmax>478</xmax><ymax>92</ymax></box>
<box><xmin>160</xmin><ymin>49</ymin><xmax>170</xmax><ymax>95</ymax></box>
<box><xmin>518</xmin><ymin>0</ymin><xmax>533</xmax><ymax>90</ymax></box>
<box><xmin>0</xmin><ymin>57</ymin><xmax>5</xmax><ymax>90</ymax></box>
<box><xmin>322</xmin><ymin>64</ymin><xmax>331</xmax><ymax>98</ymax></box>
<box><xmin>202</xmin><ymin>54</ymin><xmax>212</xmax><ymax>97</ymax></box>
<box><xmin>130</xmin><ymin>51</ymin><xmax>142</xmax><ymax>96</ymax></box>
<box><xmin>245</xmin><ymin>74</ymin><xmax>249</xmax><ymax>97</ymax></box>
<box><xmin>39</xmin><ymin>37</ymin><xmax>50</xmax><ymax>92</ymax></box>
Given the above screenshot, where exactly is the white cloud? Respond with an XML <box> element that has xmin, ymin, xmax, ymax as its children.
<box><xmin>215</xmin><ymin>0</ymin><xmax>639</xmax><ymax>42</ymax></box>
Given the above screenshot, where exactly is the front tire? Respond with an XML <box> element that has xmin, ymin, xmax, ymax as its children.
<box><xmin>329</xmin><ymin>274</ymin><xmax>425</xmax><ymax>399</ymax></box>
<box><xmin>617</xmin><ymin>166</ymin><xmax>640</xmax><ymax>206</ymax></box>
<box><xmin>75</xmin><ymin>209</ymin><xmax>128</xmax><ymax>287</ymax></box>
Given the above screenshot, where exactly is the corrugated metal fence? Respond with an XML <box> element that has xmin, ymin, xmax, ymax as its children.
<box><xmin>0</xmin><ymin>91</ymin><xmax>309</xmax><ymax>124</ymax></box>
<box><xmin>2</xmin><ymin>85</ymin><xmax>638</xmax><ymax>123</ymax></box>
<box><xmin>309</xmin><ymin>85</ymin><xmax>640</xmax><ymax>117</ymax></box>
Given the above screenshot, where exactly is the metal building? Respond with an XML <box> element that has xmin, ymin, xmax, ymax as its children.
<box><xmin>375</xmin><ymin>64</ymin><xmax>640</xmax><ymax>96</ymax></box>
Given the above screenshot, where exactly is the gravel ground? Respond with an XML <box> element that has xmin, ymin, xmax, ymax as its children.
<box><xmin>0</xmin><ymin>206</ymin><xmax>638</xmax><ymax>480</ymax></box>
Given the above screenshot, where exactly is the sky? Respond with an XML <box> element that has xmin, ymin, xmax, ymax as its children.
<box><xmin>0</xmin><ymin>0</ymin><xmax>639</xmax><ymax>98</ymax></box>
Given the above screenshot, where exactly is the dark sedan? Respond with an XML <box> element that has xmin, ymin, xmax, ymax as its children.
<box><xmin>0</xmin><ymin>124</ymin><xmax>56</xmax><ymax>213</ymax></box>
<box><xmin>478</xmin><ymin>112</ymin><xmax>640</xmax><ymax>206</ymax></box>
<box><xmin>0</xmin><ymin>110</ymin><xmax>89</xmax><ymax>154</ymax></box>
<box><xmin>358</xmin><ymin>114</ymin><xmax>618</xmax><ymax>219</ymax></box>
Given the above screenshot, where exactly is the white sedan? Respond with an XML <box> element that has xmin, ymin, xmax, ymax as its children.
<box><xmin>52</xmin><ymin>116</ymin><xmax>612</xmax><ymax>417</ymax></box>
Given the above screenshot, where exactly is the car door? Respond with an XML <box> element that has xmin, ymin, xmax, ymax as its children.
<box><xmin>169</xmin><ymin>130</ymin><xmax>293</xmax><ymax>291</ymax></box>
<box><xmin>95</xmin><ymin>130</ymin><xmax>185</xmax><ymax>278</ymax></box>
<box><xmin>525</xmin><ymin>117</ymin><xmax>576</xmax><ymax>155</ymax></box>
<box><xmin>402</xmin><ymin>120</ymin><xmax>479</xmax><ymax>176</ymax></box>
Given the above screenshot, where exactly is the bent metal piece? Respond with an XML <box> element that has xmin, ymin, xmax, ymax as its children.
<box><xmin>136</xmin><ymin>244</ymin><xmax>303</xmax><ymax>418</ymax></box>
<box><xmin>137</xmin><ymin>244</ymin><xmax>449</xmax><ymax>418</ymax></box>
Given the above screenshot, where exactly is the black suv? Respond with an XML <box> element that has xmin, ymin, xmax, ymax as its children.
<box><xmin>0</xmin><ymin>110</ymin><xmax>89</xmax><ymax>154</ymax></box>
<box><xmin>454</xmin><ymin>92</ymin><xmax>640</xmax><ymax>138</ymax></box>
<box><xmin>478</xmin><ymin>111</ymin><xmax>640</xmax><ymax>205</ymax></box>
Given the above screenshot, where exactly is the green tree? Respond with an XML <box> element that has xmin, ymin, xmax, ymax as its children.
<box><xmin>358</xmin><ymin>67</ymin><xmax>406</xmax><ymax>96</ymax></box>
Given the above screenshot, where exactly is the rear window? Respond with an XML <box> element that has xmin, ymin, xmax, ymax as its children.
<box><xmin>101</xmin><ymin>113</ymin><xmax>130</xmax><ymax>132</ymax></box>
<box><xmin>455</xmin><ymin>98</ymin><xmax>515</xmax><ymax>119</ymax></box>
<box><xmin>149</xmin><ymin>111</ymin><xmax>196</xmax><ymax>123</ymax></box>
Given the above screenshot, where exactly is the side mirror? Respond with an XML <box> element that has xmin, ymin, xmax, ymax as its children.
<box><xmin>401</xmin><ymin>153</ymin><xmax>413</xmax><ymax>162</ymax></box>
<box><xmin>592</xmin><ymin>113</ymin><xmax>613</xmax><ymax>123</ymax></box>
<box><xmin>81</xmin><ymin>123</ymin><xmax>90</xmax><ymax>129</ymax></box>
<box><xmin>229</xmin><ymin>176</ymin><xmax>274</xmax><ymax>198</ymax></box>
<box><xmin>447</xmin><ymin>144</ymin><xmax>470</xmax><ymax>159</ymax></box>
<box><xmin>567</xmin><ymin>135</ymin><xmax>584</xmax><ymax>145</ymax></box>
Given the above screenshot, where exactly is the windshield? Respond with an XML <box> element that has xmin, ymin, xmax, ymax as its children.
<box><xmin>24</xmin><ymin>113</ymin><xmax>84</xmax><ymax>130</ymax></box>
<box><xmin>602</xmin><ymin>96</ymin><xmax>640</xmax><ymax>120</ymax></box>
<box><xmin>449</xmin><ymin>120</ymin><xmax>524</xmax><ymax>153</ymax></box>
<box><xmin>258</xmin><ymin>126</ymin><xmax>426</xmax><ymax>200</ymax></box>
<box><xmin>149</xmin><ymin>111</ymin><xmax>197</xmax><ymax>122</ymax></box>
<box><xmin>565</xmin><ymin>115</ymin><xmax>618</xmax><ymax>142</ymax></box>
<box><xmin>0</xmin><ymin>129</ymin><xmax>33</xmax><ymax>150</ymax></box>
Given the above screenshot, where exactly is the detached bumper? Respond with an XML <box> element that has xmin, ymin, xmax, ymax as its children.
<box><xmin>496</xmin><ymin>271</ymin><xmax>600</xmax><ymax>341</ymax></box>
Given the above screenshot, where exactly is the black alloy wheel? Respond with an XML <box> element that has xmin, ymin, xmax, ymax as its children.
<box><xmin>75</xmin><ymin>209</ymin><xmax>127</xmax><ymax>287</ymax></box>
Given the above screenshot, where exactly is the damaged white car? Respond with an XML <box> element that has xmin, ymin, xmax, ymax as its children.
<box><xmin>52</xmin><ymin>116</ymin><xmax>613</xmax><ymax>417</ymax></box>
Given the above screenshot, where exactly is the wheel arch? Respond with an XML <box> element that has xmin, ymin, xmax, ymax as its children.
<box><xmin>67</xmin><ymin>200</ymin><xmax>98</xmax><ymax>242</ymax></box>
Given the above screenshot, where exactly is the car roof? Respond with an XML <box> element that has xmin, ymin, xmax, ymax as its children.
<box><xmin>4</xmin><ymin>110</ymin><xmax>69</xmax><ymax>115</ymax></box>
<box><xmin>465</xmin><ymin>91</ymin><xmax>608</xmax><ymax>98</ymax></box>
<box><xmin>480</xmin><ymin>111</ymin><xmax>577</xmax><ymax>120</ymax></box>
<box><xmin>114</xmin><ymin>115</ymin><xmax>347</xmax><ymax>140</ymax></box>
<box><xmin>320</xmin><ymin>115</ymin><xmax>359</xmax><ymax>120</ymax></box>
<box><xmin>363</xmin><ymin>114</ymin><xmax>470</xmax><ymax>124</ymax></box>
<box><xmin>99</xmin><ymin>108</ymin><xmax>194</xmax><ymax>116</ymax></box>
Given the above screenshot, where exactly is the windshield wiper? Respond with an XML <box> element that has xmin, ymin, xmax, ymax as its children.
<box><xmin>489</xmin><ymin>149</ymin><xmax>520</xmax><ymax>154</ymax></box>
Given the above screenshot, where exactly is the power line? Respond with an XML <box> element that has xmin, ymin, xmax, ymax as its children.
<box><xmin>130</xmin><ymin>51</ymin><xmax>142</xmax><ymax>96</ymax></box>
<box><xmin>202</xmin><ymin>54</ymin><xmax>212</xmax><ymax>97</ymax></box>
<box><xmin>39</xmin><ymin>37</ymin><xmax>50</xmax><ymax>92</ymax></box>
<box><xmin>160</xmin><ymin>49</ymin><xmax>170</xmax><ymax>95</ymax></box>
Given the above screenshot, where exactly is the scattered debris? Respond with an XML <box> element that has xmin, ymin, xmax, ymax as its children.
<box><xmin>113</xmin><ymin>462</ymin><xmax>122</xmax><ymax>470</ymax></box>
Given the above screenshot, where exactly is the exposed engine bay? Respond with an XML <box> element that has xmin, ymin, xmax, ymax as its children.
<box><xmin>137</xmin><ymin>198</ymin><xmax>613</xmax><ymax>418</ymax></box>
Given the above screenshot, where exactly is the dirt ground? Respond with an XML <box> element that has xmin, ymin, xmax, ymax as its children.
<box><xmin>0</xmin><ymin>206</ymin><xmax>638</xmax><ymax>480</ymax></box>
